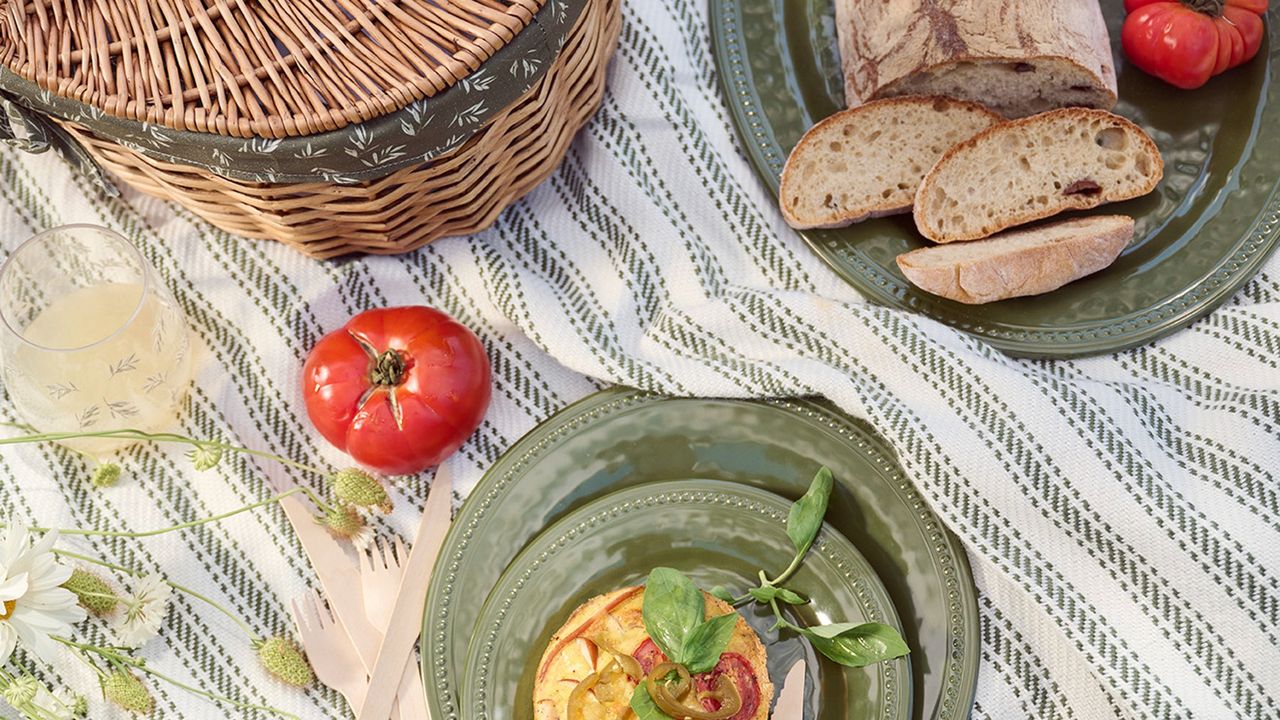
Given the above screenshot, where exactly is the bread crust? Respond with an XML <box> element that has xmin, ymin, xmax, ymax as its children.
<box><xmin>913</xmin><ymin>108</ymin><xmax>1163</xmax><ymax>242</ymax></box>
<box><xmin>835</xmin><ymin>0</ymin><xmax>1117</xmax><ymax>115</ymax></box>
<box><xmin>896</xmin><ymin>215</ymin><xmax>1134</xmax><ymax>303</ymax></box>
<box><xmin>779</xmin><ymin>96</ymin><xmax>1002</xmax><ymax>230</ymax></box>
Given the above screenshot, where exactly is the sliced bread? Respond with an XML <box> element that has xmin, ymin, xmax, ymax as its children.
<box><xmin>835</xmin><ymin>0</ymin><xmax>1117</xmax><ymax>117</ymax></box>
<box><xmin>896</xmin><ymin>215</ymin><xmax>1134</xmax><ymax>304</ymax></box>
<box><xmin>779</xmin><ymin>96</ymin><xmax>1002</xmax><ymax>230</ymax></box>
<box><xmin>914</xmin><ymin>108</ymin><xmax>1163</xmax><ymax>243</ymax></box>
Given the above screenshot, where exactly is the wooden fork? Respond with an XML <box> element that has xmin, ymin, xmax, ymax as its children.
<box><xmin>291</xmin><ymin>589</ymin><xmax>367</xmax><ymax>713</ymax></box>
<box><xmin>360</xmin><ymin>536</ymin><xmax>430</xmax><ymax>719</ymax></box>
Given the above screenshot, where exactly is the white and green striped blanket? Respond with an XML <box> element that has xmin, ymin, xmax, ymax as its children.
<box><xmin>1</xmin><ymin>1</ymin><xmax>1278</xmax><ymax>718</ymax></box>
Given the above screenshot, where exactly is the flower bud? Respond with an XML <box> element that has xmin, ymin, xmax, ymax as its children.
<box><xmin>322</xmin><ymin>506</ymin><xmax>364</xmax><ymax>538</ymax></box>
<box><xmin>188</xmin><ymin>444</ymin><xmax>223</xmax><ymax>472</ymax></box>
<box><xmin>101</xmin><ymin>671</ymin><xmax>152</xmax><ymax>714</ymax></box>
<box><xmin>319</xmin><ymin>506</ymin><xmax>373</xmax><ymax>549</ymax></box>
<box><xmin>65</xmin><ymin>690</ymin><xmax>89</xmax><ymax>717</ymax></box>
<box><xmin>62</xmin><ymin>569</ymin><xmax>119</xmax><ymax>616</ymax></box>
<box><xmin>331</xmin><ymin>468</ymin><xmax>393</xmax><ymax>513</ymax></box>
<box><xmin>90</xmin><ymin>463</ymin><xmax>121</xmax><ymax>488</ymax></box>
<box><xmin>256</xmin><ymin>636</ymin><xmax>314</xmax><ymax>688</ymax></box>
<box><xmin>1</xmin><ymin>675</ymin><xmax>38</xmax><ymax>707</ymax></box>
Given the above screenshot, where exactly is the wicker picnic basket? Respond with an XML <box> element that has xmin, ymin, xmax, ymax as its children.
<box><xmin>0</xmin><ymin>0</ymin><xmax>619</xmax><ymax>258</ymax></box>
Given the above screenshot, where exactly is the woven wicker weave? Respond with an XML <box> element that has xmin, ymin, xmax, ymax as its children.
<box><xmin>1</xmin><ymin>0</ymin><xmax>543</xmax><ymax>138</ymax></box>
<box><xmin>3</xmin><ymin>0</ymin><xmax>618</xmax><ymax>258</ymax></box>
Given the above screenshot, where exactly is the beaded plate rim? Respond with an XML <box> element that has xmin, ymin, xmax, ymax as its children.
<box><xmin>422</xmin><ymin>389</ymin><xmax>980</xmax><ymax>720</ymax></box>
<box><xmin>708</xmin><ymin>0</ymin><xmax>1280</xmax><ymax>358</ymax></box>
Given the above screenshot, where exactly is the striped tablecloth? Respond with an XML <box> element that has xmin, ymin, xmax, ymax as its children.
<box><xmin>2</xmin><ymin>1</ymin><xmax>1278</xmax><ymax>719</ymax></box>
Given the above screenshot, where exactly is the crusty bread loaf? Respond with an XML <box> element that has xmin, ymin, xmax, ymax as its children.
<box><xmin>779</xmin><ymin>96</ymin><xmax>1001</xmax><ymax>230</ymax></box>
<box><xmin>897</xmin><ymin>215</ymin><xmax>1134</xmax><ymax>304</ymax></box>
<box><xmin>914</xmin><ymin>109</ymin><xmax>1162</xmax><ymax>243</ymax></box>
<box><xmin>835</xmin><ymin>0</ymin><xmax>1117</xmax><ymax>118</ymax></box>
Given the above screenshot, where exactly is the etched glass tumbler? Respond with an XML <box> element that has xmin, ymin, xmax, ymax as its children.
<box><xmin>0</xmin><ymin>225</ymin><xmax>193</xmax><ymax>455</ymax></box>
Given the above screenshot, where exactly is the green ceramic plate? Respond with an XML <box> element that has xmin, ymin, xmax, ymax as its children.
<box><xmin>710</xmin><ymin>0</ymin><xmax>1280</xmax><ymax>357</ymax></box>
<box><xmin>424</xmin><ymin>389</ymin><xmax>979</xmax><ymax>720</ymax></box>
<box><xmin>462</xmin><ymin>479</ymin><xmax>912</xmax><ymax>720</ymax></box>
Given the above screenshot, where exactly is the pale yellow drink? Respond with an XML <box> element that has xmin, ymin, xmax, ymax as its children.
<box><xmin>6</xmin><ymin>282</ymin><xmax>192</xmax><ymax>455</ymax></box>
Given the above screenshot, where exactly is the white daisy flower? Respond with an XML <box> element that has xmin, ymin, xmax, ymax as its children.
<box><xmin>0</xmin><ymin>525</ymin><xmax>86</xmax><ymax>664</ymax></box>
<box><xmin>110</xmin><ymin>574</ymin><xmax>171</xmax><ymax>649</ymax></box>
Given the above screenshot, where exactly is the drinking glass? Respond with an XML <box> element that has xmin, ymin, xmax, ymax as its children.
<box><xmin>0</xmin><ymin>225</ymin><xmax>193</xmax><ymax>455</ymax></box>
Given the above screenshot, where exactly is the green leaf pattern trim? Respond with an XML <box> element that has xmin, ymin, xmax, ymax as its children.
<box><xmin>0</xmin><ymin>0</ymin><xmax>585</xmax><ymax>184</ymax></box>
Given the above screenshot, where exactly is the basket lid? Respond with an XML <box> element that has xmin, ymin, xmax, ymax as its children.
<box><xmin>0</xmin><ymin>0</ymin><xmax>585</xmax><ymax>182</ymax></box>
<box><xmin>1</xmin><ymin>0</ymin><xmax>549</xmax><ymax>138</ymax></box>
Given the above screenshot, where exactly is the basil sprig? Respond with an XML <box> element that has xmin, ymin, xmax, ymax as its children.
<box><xmin>786</xmin><ymin>466</ymin><xmax>833</xmax><ymax>566</ymax></box>
<box><xmin>711</xmin><ymin>466</ymin><xmax>911</xmax><ymax>669</ymax></box>
<box><xmin>642</xmin><ymin>567</ymin><xmax>739</xmax><ymax>674</ymax></box>
<box><xmin>795</xmin><ymin>622</ymin><xmax>910</xmax><ymax>667</ymax></box>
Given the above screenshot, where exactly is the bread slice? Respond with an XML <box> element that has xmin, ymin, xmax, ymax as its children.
<box><xmin>835</xmin><ymin>0</ymin><xmax>1118</xmax><ymax>117</ymax></box>
<box><xmin>779</xmin><ymin>96</ymin><xmax>1002</xmax><ymax>230</ymax></box>
<box><xmin>914</xmin><ymin>109</ymin><xmax>1162</xmax><ymax>243</ymax></box>
<box><xmin>896</xmin><ymin>215</ymin><xmax>1134</xmax><ymax>304</ymax></box>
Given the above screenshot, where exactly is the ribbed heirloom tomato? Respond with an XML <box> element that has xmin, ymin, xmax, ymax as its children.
<box><xmin>1122</xmin><ymin>0</ymin><xmax>1269</xmax><ymax>89</ymax></box>
<box><xmin>302</xmin><ymin>306</ymin><xmax>492</xmax><ymax>476</ymax></box>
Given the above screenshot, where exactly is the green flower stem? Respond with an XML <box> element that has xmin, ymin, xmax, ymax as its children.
<box><xmin>28</xmin><ymin>486</ymin><xmax>335</xmax><ymax>539</ymax></box>
<box><xmin>0</xmin><ymin>427</ymin><xmax>328</xmax><ymax>477</ymax></box>
<box><xmin>61</xmin><ymin>645</ymin><xmax>107</xmax><ymax>679</ymax></box>
<box><xmin>53</xmin><ymin>549</ymin><xmax>259</xmax><ymax>640</ymax></box>
<box><xmin>56</xmin><ymin>639</ymin><xmax>300</xmax><ymax>720</ymax></box>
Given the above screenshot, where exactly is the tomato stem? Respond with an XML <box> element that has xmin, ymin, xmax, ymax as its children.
<box><xmin>1183</xmin><ymin>0</ymin><xmax>1224</xmax><ymax>15</ymax></box>
<box><xmin>369</xmin><ymin>349</ymin><xmax>406</xmax><ymax>387</ymax></box>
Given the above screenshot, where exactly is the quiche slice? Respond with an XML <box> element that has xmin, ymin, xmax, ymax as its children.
<box><xmin>533</xmin><ymin>587</ymin><xmax>773</xmax><ymax>720</ymax></box>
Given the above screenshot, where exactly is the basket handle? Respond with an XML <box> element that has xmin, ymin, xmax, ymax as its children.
<box><xmin>1</xmin><ymin>93</ymin><xmax>119</xmax><ymax>197</ymax></box>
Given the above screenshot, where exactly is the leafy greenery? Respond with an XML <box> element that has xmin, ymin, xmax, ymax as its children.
<box><xmin>786</xmin><ymin>466</ymin><xmax>833</xmax><ymax>562</ymax></box>
<box><xmin>716</xmin><ymin>467</ymin><xmax>911</xmax><ymax>669</ymax></box>
<box><xmin>634</xmin><ymin>467</ymin><xmax>910</xmax><ymax>720</ymax></box>
<box><xmin>681</xmin><ymin>612</ymin><xmax>739</xmax><ymax>674</ymax></box>
<box><xmin>641</xmin><ymin>568</ymin><xmax>739</xmax><ymax>674</ymax></box>
<box><xmin>642</xmin><ymin>568</ymin><xmax>708</xmax><ymax>661</ymax></box>
<box><xmin>629</xmin><ymin>684</ymin><xmax>670</xmax><ymax>720</ymax></box>
<box><xmin>747</xmin><ymin>586</ymin><xmax>807</xmax><ymax>605</ymax></box>
<box><xmin>794</xmin><ymin>622</ymin><xmax>910</xmax><ymax>668</ymax></box>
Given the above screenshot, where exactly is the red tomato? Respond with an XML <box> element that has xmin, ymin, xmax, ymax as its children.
<box><xmin>1122</xmin><ymin>0</ymin><xmax>1268</xmax><ymax>89</ymax></box>
<box><xmin>302</xmin><ymin>306</ymin><xmax>491</xmax><ymax>476</ymax></box>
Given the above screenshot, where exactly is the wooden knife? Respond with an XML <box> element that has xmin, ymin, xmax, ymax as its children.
<box><xmin>355</xmin><ymin>465</ymin><xmax>453</xmax><ymax>720</ymax></box>
<box><xmin>772</xmin><ymin>659</ymin><xmax>806</xmax><ymax>720</ymax></box>
<box><xmin>277</xmin><ymin>492</ymin><xmax>384</xmax><ymax>668</ymax></box>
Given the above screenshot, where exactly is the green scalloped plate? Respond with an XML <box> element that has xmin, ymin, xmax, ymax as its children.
<box><xmin>710</xmin><ymin>0</ymin><xmax>1280</xmax><ymax>357</ymax></box>
<box><xmin>462</xmin><ymin>479</ymin><xmax>912</xmax><ymax>720</ymax></box>
<box><xmin>423</xmin><ymin>389</ymin><xmax>979</xmax><ymax>720</ymax></box>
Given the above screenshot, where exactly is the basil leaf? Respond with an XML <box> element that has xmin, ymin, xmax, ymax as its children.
<box><xmin>681</xmin><ymin>612</ymin><xmax>739</xmax><ymax>674</ymax></box>
<box><xmin>800</xmin><ymin>622</ymin><xmax>909</xmax><ymax>667</ymax></box>
<box><xmin>786</xmin><ymin>467</ymin><xmax>833</xmax><ymax>558</ymax></box>
<box><xmin>775</xmin><ymin>587</ymin><xmax>809</xmax><ymax>605</ymax></box>
<box><xmin>642</xmin><ymin>567</ymin><xmax>704</xmax><ymax>663</ymax></box>
<box><xmin>804</xmin><ymin>621</ymin><xmax>863</xmax><ymax>639</ymax></box>
<box><xmin>630</xmin><ymin>685</ymin><xmax>672</xmax><ymax>720</ymax></box>
<box><xmin>747</xmin><ymin>586</ymin><xmax>777</xmax><ymax>604</ymax></box>
<box><xmin>708</xmin><ymin>585</ymin><xmax>735</xmax><ymax>603</ymax></box>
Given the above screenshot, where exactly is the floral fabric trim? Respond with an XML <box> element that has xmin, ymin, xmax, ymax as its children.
<box><xmin>0</xmin><ymin>0</ymin><xmax>581</xmax><ymax>185</ymax></box>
